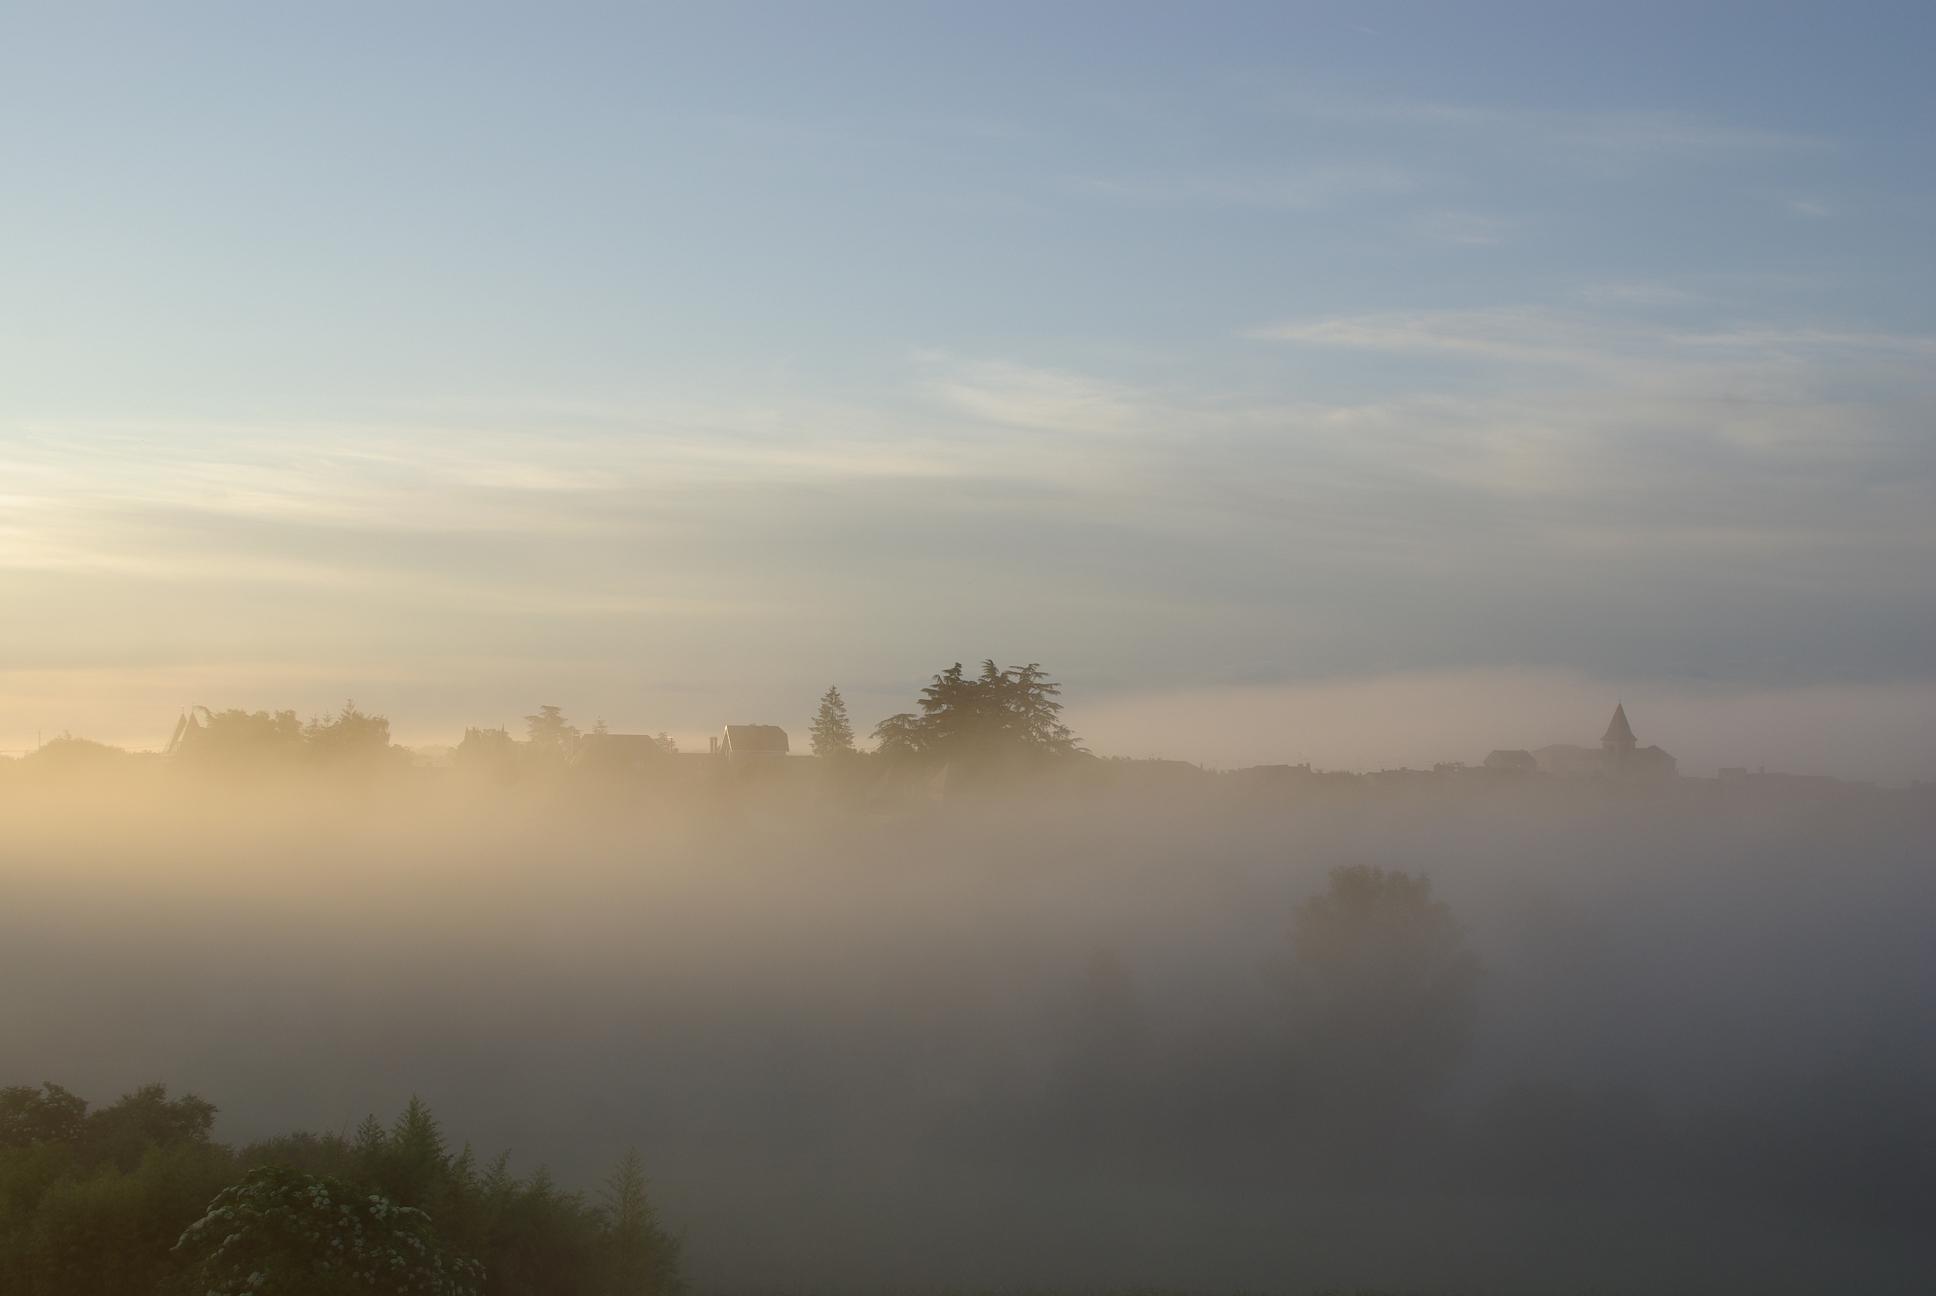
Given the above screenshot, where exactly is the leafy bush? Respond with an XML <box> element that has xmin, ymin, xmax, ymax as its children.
<box><xmin>0</xmin><ymin>1083</ymin><xmax>680</xmax><ymax>1296</ymax></box>
<box><xmin>171</xmin><ymin>1163</ymin><xmax>483</xmax><ymax>1296</ymax></box>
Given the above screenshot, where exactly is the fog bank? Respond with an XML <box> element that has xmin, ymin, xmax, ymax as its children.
<box><xmin>3</xmin><ymin>767</ymin><xmax>1933</xmax><ymax>1292</ymax></box>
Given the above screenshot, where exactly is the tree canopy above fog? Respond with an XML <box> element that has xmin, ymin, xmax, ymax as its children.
<box><xmin>168</xmin><ymin>701</ymin><xmax>398</xmax><ymax>768</ymax></box>
<box><xmin>873</xmin><ymin>660</ymin><xmax>1083</xmax><ymax>763</ymax></box>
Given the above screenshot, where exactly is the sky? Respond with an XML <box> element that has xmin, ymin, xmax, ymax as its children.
<box><xmin>2</xmin><ymin>2</ymin><xmax>1934</xmax><ymax>777</ymax></box>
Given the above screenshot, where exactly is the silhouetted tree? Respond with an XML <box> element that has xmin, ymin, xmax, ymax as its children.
<box><xmin>177</xmin><ymin>708</ymin><xmax>305</xmax><ymax>764</ymax></box>
<box><xmin>871</xmin><ymin>712</ymin><xmax>924</xmax><ymax>760</ymax></box>
<box><xmin>810</xmin><ymin>686</ymin><xmax>856</xmax><ymax>757</ymax></box>
<box><xmin>1286</xmin><ymin>866</ymin><xmax>1480</xmax><ymax>1111</ymax></box>
<box><xmin>524</xmin><ymin>705</ymin><xmax>579</xmax><ymax>759</ymax></box>
<box><xmin>0</xmin><ymin>1083</ymin><xmax>232</xmax><ymax>1296</ymax></box>
<box><xmin>380</xmin><ymin>1094</ymin><xmax>451</xmax><ymax>1212</ymax></box>
<box><xmin>895</xmin><ymin>659</ymin><xmax>1084</xmax><ymax>764</ymax></box>
<box><xmin>304</xmin><ymin>699</ymin><xmax>396</xmax><ymax>764</ymax></box>
<box><xmin>917</xmin><ymin>662</ymin><xmax>984</xmax><ymax>757</ymax></box>
<box><xmin>14</xmin><ymin>735</ymin><xmax>136</xmax><ymax>779</ymax></box>
<box><xmin>1005</xmin><ymin>661</ymin><xmax>1079</xmax><ymax>754</ymax></box>
<box><xmin>353</xmin><ymin>1112</ymin><xmax>388</xmax><ymax>1175</ymax></box>
<box><xmin>83</xmin><ymin>1083</ymin><xmax>216</xmax><ymax>1172</ymax></box>
<box><xmin>0</xmin><ymin>1083</ymin><xmax>87</xmax><ymax>1148</ymax></box>
<box><xmin>1058</xmin><ymin>947</ymin><xmax>1150</xmax><ymax>1130</ymax></box>
<box><xmin>172</xmin><ymin>1164</ymin><xmax>482</xmax><ymax>1296</ymax></box>
<box><xmin>454</xmin><ymin>726</ymin><xmax>520</xmax><ymax>780</ymax></box>
<box><xmin>600</xmin><ymin>1148</ymin><xmax>681</xmax><ymax>1295</ymax></box>
<box><xmin>0</xmin><ymin>1086</ymin><xmax>684</xmax><ymax>1296</ymax></box>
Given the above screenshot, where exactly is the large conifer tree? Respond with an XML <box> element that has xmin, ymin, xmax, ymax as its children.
<box><xmin>810</xmin><ymin>686</ymin><xmax>856</xmax><ymax>756</ymax></box>
<box><xmin>902</xmin><ymin>659</ymin><xmax>1082</xmax><ymax>761</ymax></box>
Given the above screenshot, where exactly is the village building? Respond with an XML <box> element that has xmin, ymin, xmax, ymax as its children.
<box><xmin>712</xmin><ymin>724</ymin><xmax>790</xmax><ymax>761</ymax></box>
<box><xmin>572</xmin><ymin>732</ymin><xmax>670</xmax><ymax>774</ymax></box>
<box><xmin>1531</xmin><ymin>703</ymin><xmax>1676</xmax><ymax>777</ymax></box>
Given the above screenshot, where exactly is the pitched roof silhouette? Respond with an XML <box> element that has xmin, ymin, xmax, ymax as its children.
<box><xmin>573</xmin><ymin>732</ymin><xmax>668</xmax><ymax>769</ymax></box>
<box><xmin>722</xmin><ymin>724</ymin><xmax>789</xmax><ymax>755</ymax></box>
<box><xmin>1603</xmin><ymin>702</ymin><xmax>1636</xmax><ymax>745</ymax></box>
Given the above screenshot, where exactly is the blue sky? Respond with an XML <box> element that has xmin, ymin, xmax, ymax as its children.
<box><xmin>3</xmin><ymin>2</ymin><xmax>1934</xmax><ymax>774</ymax></box>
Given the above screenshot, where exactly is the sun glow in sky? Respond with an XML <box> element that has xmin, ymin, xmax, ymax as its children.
<box><xmin>3</xmin><ymin>2</ymin><xmax>1934</xmax><ymax>776</ymax></box>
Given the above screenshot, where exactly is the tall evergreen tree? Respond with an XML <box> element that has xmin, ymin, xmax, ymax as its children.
<box><xmin>386</xmin><ymin>1093</ymin><xmax>450</xmax><ymax>1208</ymax></box>
<box><xmin>917</xmin><ymin>662</ymin><xmax>979</xmax><ymax>756</ymax></box>
<box><xmin>902</xmin><ymin>659</ymin><xmax>1083</xmax><ymax>761</ymax></box>
<box><xmin>1007</xmin><ymin>662</ymin><xmax>1080</xmax><ymax>753</ymax></box>
<box><xmin>353</xmin><ymin>1112</ymin><xmax>388</xmax><ymax>1177</ymax></box>
<box><xmin>810</xmin><ymin>686</ymin><xmax>856</xmax><ymax>756</ymax></box>
<box><xmin>600</xmin><ymin>1148</ymin><xmax>681</xmax><ymax>1295</ymax></box>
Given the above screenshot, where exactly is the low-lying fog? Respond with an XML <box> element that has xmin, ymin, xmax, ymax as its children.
<box><xmin>4</xmin><ymin>766</ymin><xmax>1933</xmax><ymax>1293</ymax></box>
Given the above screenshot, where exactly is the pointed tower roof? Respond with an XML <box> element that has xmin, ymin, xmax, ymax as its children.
<box><xmin>1602</xmin><ymin>703</ymin><xmax>1636</xmax><ymax>745</ymax></box>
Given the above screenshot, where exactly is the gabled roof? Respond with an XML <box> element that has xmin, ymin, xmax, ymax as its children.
<box><xmin>722</xmin><ymin>724</ymin><xmax>789</xmax><ymax>754</ymax></box>
<box><xmin>573</xmin><ymin>732</ymin><xmax>668</xmax><ymax>768</ymax></box>
<box><xmin>1603</xmin><ymin>703</ymin><xmax>1636</xmax><ymax>744</ymax></box>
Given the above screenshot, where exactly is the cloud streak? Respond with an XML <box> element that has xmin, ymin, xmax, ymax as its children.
<box><xmin>5</xmin><ymin>296</ymin><xmax>1934</xmax><ymax>760</ymax></box>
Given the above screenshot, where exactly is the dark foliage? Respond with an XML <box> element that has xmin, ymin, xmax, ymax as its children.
<box><xmin>0</xmin><ymin>1084</ymin><xmax>681</xmax><ymax>1296</ymax></box>
<box><xmin>873</xmin><ymin>659</ymin><xmax>1083</xmax><ymax>764</ymax></box>
<box><xmin>810</xmin><ymin>685</ymin><xmax>856</xmax><ymax>757</ymax></box>
<box><xmin>170</xmin><ymin>701</ymin><xmax>400</xmax><ymax>770</ymax></box>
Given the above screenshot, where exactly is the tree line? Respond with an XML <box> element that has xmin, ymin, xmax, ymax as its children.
<box><xmin>3</xmin><ymin>658</ymin><xmax>1088</xmax><ymax>777</ymax></box>
<box><xmin>166</xmin><ymin>701</ymin><xmax>401</xmax><ymax>768</ymax></box>
<box><xmin>0</xmin><ymin>1083</ymin><xmax>679</xmax><ymax>1296</ymax></box>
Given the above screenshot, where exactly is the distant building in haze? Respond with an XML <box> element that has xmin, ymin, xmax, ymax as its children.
<box><xmin>572</xmin><ymin>732</ymin><xmax>670</xmax><ymax>774</ymax></box>
<box><xmin>1532</xmin><ymin>703</ymin><xmax>1676</xmax><ymax>778</ymax></box>
<box><xmin>712</xmin><ymin>724</ymin><xmax>790</xmax><ymax>761</ymax></box>
<box><xmin>1602</xmin><ymin>702</ymin><xmax>1637</xmax><ymax>759</ymax></box>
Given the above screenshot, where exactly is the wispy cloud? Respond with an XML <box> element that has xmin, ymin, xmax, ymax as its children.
<box><xmin>7</xmin><ymin>303</ymin><xmax>1934</xmax><ymax>752</ymax></box>
<box><xmin>1270</xmin><ymin>89</ymin><xmax>1826</xmax><ymax>168</ymax></box>
<box><xmin>1410</xmin><ymin>209</ymin><xmax>1515</xmax><ymax>246</ymax></box>
<box><xmin>1249</xmin><ymin>305</ymin><xmax>1936</xmax><ymax>383</ymax></box>
<box><xmin>918</xmin><ymin>354</ymin><xmax>1149</xmax><ymax>438</ymax></box>
<box><xmin>1576</xmin><ymin>280</ymin><xmax>1705</xmax><ymax>309</ymax></box>
<box><xmin>1247</xmin><ymin>307</ymin><xmax>1615</xmax><ymax>368</ymax></box>
<box><xmin>1666</xmin><ymin>327</ymin><xmax>1936</xmax><ymax>357</ymax></box>
<box><xmin>1064</xmin><ymin>163</ymin><xmax>1418</xmax><ymax>210</ymax></box>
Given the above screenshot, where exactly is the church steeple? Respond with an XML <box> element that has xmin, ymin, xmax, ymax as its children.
<box><xmin>1602</xmin><ymin>702</ymin><xmax>1636</xmax><ymax>755</ymax></box>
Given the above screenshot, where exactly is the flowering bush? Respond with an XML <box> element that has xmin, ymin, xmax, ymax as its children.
<box><xmin>172</xmin><ymin>1163</ymin><xmax>482</xmax><ymax>1295</ymax></box>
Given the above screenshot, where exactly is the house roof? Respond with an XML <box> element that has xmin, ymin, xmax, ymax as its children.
<box><xmin>1603</xmin><ymin>703</ymin><xmax>1636</xmax><ymax>745</ymax></box>
<box><xmin>581</xmin><ymin>733</ymin><xmax>665</xmax><ymax>752</ymax></box>
<box><xmin>722</xmin><ymin>724</ymin><xmax>789</xmax><ymax>754</ymax></box>
<box><xmin>572</xmin><ymin>733</ymin><xmax>668</xmax><ymax>768</ymax></box>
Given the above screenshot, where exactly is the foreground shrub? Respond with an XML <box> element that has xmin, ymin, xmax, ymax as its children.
<box><xmin>171</xmin><ymin>1163</ymin><xmax>483</xmax><ymax>1296</ymax></box>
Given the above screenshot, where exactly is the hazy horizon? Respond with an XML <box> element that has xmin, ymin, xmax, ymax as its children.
<box><xmin>9</xmin><ymin>668</ymin><xmax>1936</xmax><ymax>785</ymax></box>
<box><xmin>6</xmin><ymin>3</ymin><xmax>1934</xmax><ymax>781</ymax></box>
<box><xmin>4</xmin><ymin>6</ymin><xmax>1934</xmax><ymax>1294</ymax></box>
